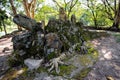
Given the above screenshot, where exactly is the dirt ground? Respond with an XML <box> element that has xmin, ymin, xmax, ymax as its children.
<box><xmin>0</xmin><ymin>37</ymin><xmax>13</xmax><ymax>78</ymax></box>
<box><xmin>84</xmin><ymin>35</ymin><xmax>120</xmax><ymax>80</ymax></box>
<box><xmin>0</xmin><ymin>32</ymin><xmax>120</xmax><ymax>80</ymax></box>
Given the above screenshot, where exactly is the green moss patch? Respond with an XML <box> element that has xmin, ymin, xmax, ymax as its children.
<box><xmin>74</xmin><ymin>67</ymin><xmax>91</xmax><ymax>80</ymax></box>
<box><xmin>51</xmin><ymin>65</ymin><xmax>76</xmax><ymax>76</ymax></box>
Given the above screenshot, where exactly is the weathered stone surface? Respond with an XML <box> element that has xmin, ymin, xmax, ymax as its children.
<box><xmin>13</xmin><ymin>14</ymin><xmax>36</xmax><ymax>31</ymax></box>
<box><xmin>12</xmin><ymin>31</ymin><xmax>32</xmax><ymax>50</ymax></box>
<box><xmin>45</xmin><ymin>18</ymin><xmax>87</xmax><ymax>54</ymax></box>
<box><xmin>24</xmin><ymin>58</ymin><xmax>43</xmax><ymax>70</ymax></box>
<box><xmin>34</xmin><ymin>72</ymin><xmax>68</xmax><ymax>80</ymax></box>
<box><xmin>11</xmin><ymin>14</ymin><xmax>88</xmax><ymax>73</ymax></box>
<box><xmin>13</xmin><ymin>14</ymin><xmax>43</xmax><ymax>32</ymax></box>
<box><xmin>45</xmin><ymin>33</ymin><xmax>63</xmax><ymax>55</ymax></box>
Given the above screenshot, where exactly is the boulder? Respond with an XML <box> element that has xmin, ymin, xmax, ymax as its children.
<box><xmin>13</xmin><ymin>14</ymin><xmax>43</xmax><ymax>32</ymax></box>
<box><xmin>45</xmin><ymin>18</ymin><xmax>87</xmax><ymax>54</ymax></box>
<box><xmin>24</xmin><ymin>58</ymin><xmax>43</xmax><ymax>70</ymax></box>
<box><xmin>10</xmin><ymin>14</ymin><xmax>88</xmax><ymax>67</ymax></box>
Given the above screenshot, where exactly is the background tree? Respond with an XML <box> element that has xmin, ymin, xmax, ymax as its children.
<box><xmin>52</xmin><ymin>0</ymin><xmax>78</xmax><ymax>18</ymax></box>
<box><xmin>22</xmin><ymin>0</ymin><xmax>36</xmax><ymax>18</ymax></box>
<box><xmin>102</xmin><ymin>0</ymin><xmax>120</xmax><ymax>29</ymax></box>
<box><xmin>0</xmin><ymin>0</ymin><xmax>9</xmax><ymax>34</ymax></box>
<box><xmin>9</xmin><ymin>0</ymin><xmax>22</xmax><ymax>30</ymax></box>
<box><xmin>0</xmin><ymin>9</ymin><xmax>8</xmax><ymax>35</ymax></box>
<box><xmin>86</xmin><ymin>0</ymin><xmax>99</xmax><ymax>27</ymax></box>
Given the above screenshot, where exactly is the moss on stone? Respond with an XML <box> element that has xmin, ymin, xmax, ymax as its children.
<box><xmin>59</xmin><ymin>65</ymin><xmax>76</xmax><ymax>76</ymax></box>
<box><xmin>74</xmin><ymin>67</ymin><xmax>91</xmax><ymax>80</ymax></box>
<box><xmin>77</xmin><ymin>45</ymin><xmax>99</xmax><ymax>67</ymax></box>
<box><xmin>51</xmin><ymin>65</ymin><xmax>76</xmax><ymax>76</ymax></box>
<box><xmin>46</xmin><ymin>52</ymin><xmax>58</xmax><ymax>60</ymax></box>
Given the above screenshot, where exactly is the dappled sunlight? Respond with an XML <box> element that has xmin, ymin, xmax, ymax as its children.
<box><xmin>0</xmin><ymin>37</ymin><xmax>13</xmax><ymax>56</ymax></box>
<box><xmin>0</xmin><ymin>37</ymin><xmax>13</xmax><ymax>79</ymax></box>
<box><xmin>84</xmin><ymin>35</ymin><xmax>120</xmax><ymax>80</ymax></box>
<box><xmin>91</xmin><ymin>36</ymin><xmax>117</xmax><ymax>60</ymax></box>
<box><xmin>1</xmin><ymin>68</ymin><xmax>26</xmax><ymax>80</ymax></box>
<box><xmin>103</xmin><ymin>51</ymin><xmax>112</xmax><ymax>60</ymax></box>
<box><xmin>91</xmin><ymin>39</ymin><xmax>101</xmax><ymax>48</ymax></box>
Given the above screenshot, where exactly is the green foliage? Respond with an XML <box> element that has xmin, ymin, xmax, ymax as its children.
<box><xmin>0</xmin><ymin>9</ymin><xmax>8</xmax><ymax>31</ymax></box>
<box><xmin>35</xmin><ymin>5</ymin><xmax>56</xmax><ymax>22</ymax></box>
<box><xmin>0</xmin><ymin>0</ymin><xmax>7</xmax><ymax>7</ymax></box>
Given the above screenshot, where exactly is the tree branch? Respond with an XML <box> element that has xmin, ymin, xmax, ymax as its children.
<box><xmin>105</xmin><ymin>0</ymin><xmax>115</xmax><ymax>11</ymax></box>
<box><xmin>52</xmin><ymin>0</ymin><xmax>61</xmax><ymax>8</ymax></box>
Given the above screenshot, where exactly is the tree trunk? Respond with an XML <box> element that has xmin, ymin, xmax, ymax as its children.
<box><xmin>111</xmin><ymin>0</ymin><xmax>120</xmax><ymax>29</ymax></box>
<box><xmin>2</xmin><ymin>20</ymin><xmax>7</xmax><ymax>35</ymax></box>
<box><xmin>94</xmin><ymin>19</ymin><xmax>97</xmax><ymax>27</ymax></box>
<box><xmin>22</xmin><ymin>0</ymin><xmax>36</xmax><ymax>19</ymax></box>
<box><xmin>112</xmin><ymin>17</ymin><xmax>119</xmax><ymax>29</ymax></box>
<box><xmin>22</xmin><ymin>0</ymin><xmax>31</xmax><ymax>17</ymax></box>
<box><xmin>31</xmin><ymin>0</ymin><xmax>36</xmax><ymax>18</ymax></box>
<box><xmin>9</xmin><ymin>0</ymin><xmax>22</xmax><ymax>31</ymax></box>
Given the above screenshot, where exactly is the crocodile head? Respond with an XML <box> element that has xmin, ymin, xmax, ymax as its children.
<box><xmin>13</xmin><ymin>14</ymin><xmax>37</xmax><ymax>31</ymax></box>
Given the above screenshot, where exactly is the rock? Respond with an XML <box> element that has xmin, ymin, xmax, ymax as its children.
<box><xmin>11</xmin><ymin>14</ymin><xmax>88</xmax><ymax>71</ymax></box>
<box><xmin>11</xmin><ymin>30</ymin><xmax>45</xmax><ymax>64</ymax></box>
<box><xmin>12</xmin><ymin>31</ymin><xmax>32</xmax><ymax>50</ymax></box>
<box><xmin>34</xmin><ymin>72</ymin><xmax>68</xmax><ymax>80</ymax></box>
<box><xmin>34</xmin><ymin>72</ymin><xmax>48</xmax><ymax>80</ymax></box>
<box><xmin>45</xmin><ymin>19</ymin><xmax>88</xmax><ymax>54</ymax></box>
<box><xmin>13</xmin><ymin>14</ymin><xmax>36</xmax><ymax>31</ymax></box>
<box><xmin>13</xmin><ymin>14</ymin><xmax>44</xmax><ymax>32</ymax></box>
<box><xmin>2</xmin><ymin>47</ymin><xmax>10</xmax><ymax>52</ymax></box>
<box><xmin>24</xmin><ymin>58</ymin><xmax>43</xmax><ymax>70</ymax></box>
<box><xmin>45</xmin><ymin>33</ymin><xmax>62</xmax><ymax>50</ymax></box>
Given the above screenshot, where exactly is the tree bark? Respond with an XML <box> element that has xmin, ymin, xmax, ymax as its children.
<box><xmin>2</xmin><ymin>20</ymin><xmax>7</xmax><ymax>35</ymax></box>
<box><xmin>22</xmin><ymin>0</ymin><xmax>36</xmax><ymax>19</ymax></box>
<box><xmin>22</xmin><ymin>0</ymin><xmax>31</xmax><ymax>17</ymax></box>
<box><xmin>9</xmin><ymin>0</ymin><xmax>22</xmax><ymax>31</ymax></box>
<box><xmin>67</xmin><ymin>0</ymin><xmax>78</xmax><ymax>18</ymax></box>
<box><xmin>112</xmin><ymin>0</ymin><xmax>120</xmax><ymax>29</ymax></box>
<box><xmin>31</xmin><ymin>0</ymin><xmax>36</xmax><ymax>18</ymax></box>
